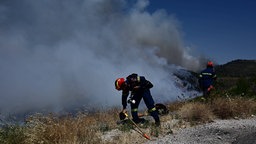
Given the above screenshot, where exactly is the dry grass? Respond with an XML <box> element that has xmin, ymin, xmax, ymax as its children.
<box><xmin>25</xmin><ymin>113</ymin><xmax>100</xmax><ymax>144</ymax></box>
<box><xmin>175</xmin><ymin>96</ymin><xmax>256</xmax><ymax>123</ymax></box>
<box><xmin>1</xmin><ymin>97</ymin><xmax>256</xmax><ymax>144</ymax></box>
<box><xmin>177</xmin><ymin>102</ymin><xmax>215</xmax><ymax>124</ymax></box>
<box><xmin>166</xmin><ymin>101</ymin><xmax>185</xmax><ymax>112</ymax></box>
<box><xmin>23</xmin><ymin>107</ymin><xmax>120</xmax><ymax>144</ymax></box>
<box><xmin>211</xmin><ymin>97</ymin><xmax>256</xmax><ymax>119</ymax></box>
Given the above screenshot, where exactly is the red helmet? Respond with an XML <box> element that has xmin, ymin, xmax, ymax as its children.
<box><xmin>207</xmin><ymin>61</ymin><xmax>213</xmax><ymax>67</ymax></box>
<box><xmin>115</xmin><ymin>78</ymin><xmax>125</xmax><ymax>90</ymax></box>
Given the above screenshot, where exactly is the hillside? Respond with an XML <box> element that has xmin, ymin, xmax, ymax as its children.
<box><xmin>215</xmin><ymin>59</ymin><xmax>256</xmax><ymax>77</ymax></box>
<box><xmin>214</xmin><ymin>59</ymin><xmax>256</xmax><ymax>97</ymax></box>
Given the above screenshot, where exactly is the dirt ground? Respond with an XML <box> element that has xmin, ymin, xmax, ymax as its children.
<box><xmin>146</xmin><ymin>117</ymin><xmax>256</xmax><ymax>144</ymax></box>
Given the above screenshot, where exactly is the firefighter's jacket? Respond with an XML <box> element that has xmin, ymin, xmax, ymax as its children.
<box><xmin>199</xmin><ymin>67</ymin><xmax>217</xmax><ymax>90</ymax></box>
<box><xmin>121</xmin><ymin>74</ymin><xmax>153</xmax><ymax>109</ymax></box>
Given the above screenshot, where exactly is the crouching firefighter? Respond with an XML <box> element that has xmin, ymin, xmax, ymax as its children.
<box><xmin>115</xmin><ymin>73</ymin><xmax>160</xmax><ymax>127</ymax></box>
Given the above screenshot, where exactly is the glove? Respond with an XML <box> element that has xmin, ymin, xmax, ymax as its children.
<box><xmin>127</xmin><ymin>99</ymin><xmax>136</xmax><ymax>104</ymax></box>
<box><xmin>119</xmin><ymin>111</ymin><xmax>127</xmax><ymax>120</ymax></box>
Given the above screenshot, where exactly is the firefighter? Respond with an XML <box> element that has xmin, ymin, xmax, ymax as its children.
<box><xmin>198</xmin><ymin>61</ymin><xmax>217</xmax><ymax>99</ymax></box>
<box><xmin>115</xmin><ymin>73</ymin><xmax>160</xmax><ymax>126</ymax></box>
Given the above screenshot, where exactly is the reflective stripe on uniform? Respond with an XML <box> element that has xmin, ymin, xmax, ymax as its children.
<box><xmin>148</xmin><ymin>107</ymin><xmax>156</xmax><ymax>113</ymax></box>
<box><xmin>137</xmin><ymin>76</ymin><xmax>140</xmax><ymax>82</ymax></box>
<box><xmin>201</xmin><ymin>72</ymin><xmax>213</xmax><ymax>76</ymax></box>
<box><xmin>131</xmin><ymin>108</ymin><xmax>138</xmax><ymax>112</ymax></box>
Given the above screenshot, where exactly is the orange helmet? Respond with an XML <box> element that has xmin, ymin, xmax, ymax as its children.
<box><xmin>207</xmin><ymin>61</ymin><xmax>213</xmax><ymax>67</ymax></box>
<box><xmin>115</xmin><ymin>78</ymin><xmax>125</xmax><ymax>90</ymax></box>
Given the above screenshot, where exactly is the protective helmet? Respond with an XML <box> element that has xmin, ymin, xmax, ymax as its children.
<box><xmin>115</xmin><ymin>78</ymin><xmax>125</xmax><ymax>90</ymax></box>
<box><xmin>207</xmin><ymin>61</ymin><xmax>213</xmax><ymax>67</ymax></box>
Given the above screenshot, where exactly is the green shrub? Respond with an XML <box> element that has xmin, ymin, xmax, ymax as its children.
<box><xmin>232</xmin><ymin>78</ymin><xmax>250</xmax><ymax>95</ymax></box>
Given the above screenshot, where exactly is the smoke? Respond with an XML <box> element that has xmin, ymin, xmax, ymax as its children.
<box><xmin>0</xmin><ymin>0</ymin><xmax>201</xmax><ymax>114</ymax></box>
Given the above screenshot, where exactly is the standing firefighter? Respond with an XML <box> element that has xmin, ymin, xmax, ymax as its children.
<box><xmin>115</xmin><ymin>73</ymin><xmax>160</xmax><ymax>127</ymax></box>
<box><xmin>198</xmin><ymin>61</ymin><xmax>217</xmax><ymax>99</ymax></box>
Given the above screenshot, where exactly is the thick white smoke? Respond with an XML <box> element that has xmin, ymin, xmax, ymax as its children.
<box><xmin>0</xmin><ymin>0</ymin><xmax>200</xmax><ymax>114</ymax></box>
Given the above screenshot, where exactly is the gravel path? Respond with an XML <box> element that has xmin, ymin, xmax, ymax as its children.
<box><xmin>146</xmin><ymin>117</ymin><xmax>256</xmax><ymax>144</ymax></box>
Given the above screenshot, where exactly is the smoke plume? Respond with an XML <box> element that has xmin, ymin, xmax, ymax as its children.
<box><xmin>0</xmin><ymin>0</ymin><xmax>201</xmax><ymax>114</ymax></box>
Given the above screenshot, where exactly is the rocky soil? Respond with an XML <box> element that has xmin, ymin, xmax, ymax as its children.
<box><xmin>146</xmin><ymin>117</ymin><xmax>256</xmax><ymax>144</ymax></box>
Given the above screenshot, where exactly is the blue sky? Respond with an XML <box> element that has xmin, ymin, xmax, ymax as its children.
<box><xmin>147</xmin><ymin>0</ymin><xmax>256</xmax><ymax>64</ymax></box>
